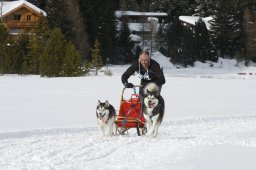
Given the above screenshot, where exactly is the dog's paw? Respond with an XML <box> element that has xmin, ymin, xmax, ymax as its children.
<box><xmin>152</xmin><ymin>133</ymin><xmax>158</xmax><ymax>138</ymax></box>
<box><xmin>146</xmin><ymin>131</ymin><xmax>154</xmax><ymax>137</ymax></box>
<box><xmin>104</xmin><ymin>132</ymin><xmax>114</xmax><ymax>138</ymax></box>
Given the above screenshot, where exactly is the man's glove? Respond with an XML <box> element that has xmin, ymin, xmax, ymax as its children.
<box><xmin>124</xmin><ymin>82</ymin><xmax>134</xmax><ymax>88</ymax></box>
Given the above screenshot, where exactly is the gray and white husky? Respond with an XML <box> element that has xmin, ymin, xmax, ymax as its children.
<box><xmin>142</xmin><ymin>83</ymin><xmax>165</xmax><ymax>138</ymax></box>
<box><xmin>96</xmin><ymin>100</ymin><xmax>116</xmax><ymax>137</ymax></box>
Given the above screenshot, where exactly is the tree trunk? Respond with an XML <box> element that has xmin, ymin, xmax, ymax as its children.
<box><xmin>65</xmin><ymin>0</ymin><xmax>89</xmax><ymax>60</ymax></box>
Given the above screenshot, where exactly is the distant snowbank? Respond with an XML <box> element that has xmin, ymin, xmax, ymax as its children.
<box><xmin>149</xmin><ymin>51</ymin><xmax>256</xmax><ymax>79</ymax></box>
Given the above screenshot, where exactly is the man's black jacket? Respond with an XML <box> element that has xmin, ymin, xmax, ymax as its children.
<box><xmin>121</xmin><ymin>59</ymin><xmax>166</xmax><ymax>87</ymax></box>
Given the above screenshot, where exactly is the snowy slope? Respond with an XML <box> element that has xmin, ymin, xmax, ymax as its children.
<box><xmin>1</xmin><ymin>52</ymin><xmax>256</xmax><ymax>170</ymax></box>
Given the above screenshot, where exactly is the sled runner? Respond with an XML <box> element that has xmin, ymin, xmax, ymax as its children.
<box><xmin>115</xmin><ymin>85</ymin><xmax>146</xmax><ymax>136</ymax></box>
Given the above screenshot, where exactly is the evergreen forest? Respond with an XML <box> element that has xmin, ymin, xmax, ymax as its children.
<box><xmin>0</xmin><ymin>0</ymin><xmax>256</xmax><ymax>76</ymax></box>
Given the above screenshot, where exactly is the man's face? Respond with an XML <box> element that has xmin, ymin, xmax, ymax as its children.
<box><xmin>140</xmin><ymin>54</ymin><xmax>149</xmax><ymax>69</ymax></box>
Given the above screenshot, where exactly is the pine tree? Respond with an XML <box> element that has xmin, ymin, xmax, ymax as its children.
<box><xmin>150</xmin><ymin>0</ymin><xmax>171</xmax><ymax>12</ymax></box>
<box><xmin>23</xmin><ymin>33</ymin><xmax>41</xmax><ymax>74</ymax></box>
<box><xmin>45</xmin><ymin>0</ymin><xmax>72</xmax><ymax>39</ymax></box>
<box><xmin>139</xmin><ymin>0</ymin><xmax>147</xmax><ymax>11</ymax></box>
<box><xmin>194</xmin><ymin>0</ymin><xmax>217</xmax><ymax>17</ymax></box>
<box><xmin>0</xmin><ymin>41</ymin><xmax>18</xmax><ymax>74</ymax></box>
<box><xmin>0</xmin><ymin>19</ymin><xmax>20</xmax><ymax>74</ymax></box>
<box><xmin>0</xmin><ymin>21</ymin><xmax>8</xmax><ymax>44</ymax></box>
<box><xmin>99</xmin><ymin>1</ymin><xmax>117</xmax><ymax>64</ymax></box>
<box><xmin>35</xmin><ymin>15</ymin><xmax>50</xmax><ymax>44</ymax></box>
<box><xmin>168</xmin><ymin>0</ymin><xmax>192</xmax><ymax>18</ymax></box>
<box><xmin>13</xmin><ymin>33</ymin><xmax>30</xmax><ymax>74</ymax></box>
<box><xmin>167</xmin><ymin>18</ymin><xmax>195</xmax><ymax>67</ymax></box>
<box><xmin>243</xmin><ymin>7</ymin><xmax>256</xmax><ymax>62</ymax></box>
<box><xmin>209</xmin><ymin>0</ymin><xmax>244</xmax><ymax>58</ymax></box>
<box><xmin>119</xmin><ymin>0</ymin><xmax>127</xmax><ymax>10</ymax></box>
<box><xmin>78</xmin><ymin>0</ymin><xmax>117</xmax><ymax>63</ymax></box>
<box><xmin>91</xmin><ymin>38</ymin><xmax>103</xmax><ymax>75</ymax></box>
<box><xmin>194</xmin><ymin>18</ymin><xmax>217</xmax><ymax>62</ymax></box>
<box><xmin>117</xmin><ymin>17</ymin><xmax>135</xmax><ymax>63</ymax></box>
<box><xmin>126</xmin><ymin>0</ymin><xmax>139</xmax><ymax>11</ymax></box>
<box><xmin>61</xmin><ymin>42</ymin><xmax>83</xmax><ymax>77</ymax></box>
<box><xmin>155</xmin><ymin>23</ymin><xmax>167</xmax><ymax>55</ymax></box>
<box><xmin>1</xmin><ymin>40</ymin><xmax>24</xmax><ymax>74</ymax></box>
<box><xmin>0</xmin><ymin>20</ymin><xmax>9</xmax><ymax>73</ymax></box>
<box><xmin>166</xmin><ymin>17</ymin><xmax>182</xmax><ymax>61</ymax></box>
<box><xmin>194</xmin><ymin>18</ymin><xmax>207</xmax><ymax>62</ymax></box>
<box><xmin>27</xmin><ymin>0</ymin><xmax>46</xmax><ymax>9</ymax></box>
<box><xmin>228</xmin><ymin>0</ymin><xmax>244</xmax><ymax>57</ymax></box>
<box><xmin>179</xmin><ymin>27</ymin><xmax>195</xmax><ymax>67</ymax></box>
<box><xmin>22</xmin><ymin>16</ymin><xmax>50</xmax><ymax>75</ymax></box>
<box><xmin>40</xmin><ymin>28</ymin><xmax>66</xmax><ymax>77</ymax></box>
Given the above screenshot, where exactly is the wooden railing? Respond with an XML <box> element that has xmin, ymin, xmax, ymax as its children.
<box><xmin>5</xmin><ymin>21</ymin><xmax>37</xmax><ymax>28</ymax></box>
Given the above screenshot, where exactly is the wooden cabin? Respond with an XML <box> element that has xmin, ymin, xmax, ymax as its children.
<box><xmin>0</xmin><ymin>0</ymin><xmax>47</xmax><ymax>35</ymax></box>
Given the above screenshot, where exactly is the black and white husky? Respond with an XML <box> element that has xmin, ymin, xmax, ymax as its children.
<box><xmin>96</xmin><ymin>100</ymin><xmax>116</xmax><ymax>137</ymax></box>
<box><xmin>142</xmin><ymin>83</ymin><xmax>165</xmax><ymax>138</ymax></box>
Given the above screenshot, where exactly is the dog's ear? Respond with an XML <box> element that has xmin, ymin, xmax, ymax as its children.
<box><xmin>97</xmin><ymin>100</ymin><xmax>101</xmax><ymax>105</ymax></box>
<box><xmin>146</xmin><ymin>89</ymin><xmax>150</xmax><ymax>94</ymax></box>
<box><xmin>105</xmin><ymin>100</ymin><xmax>109</xmax><ymax>107</ymax></box>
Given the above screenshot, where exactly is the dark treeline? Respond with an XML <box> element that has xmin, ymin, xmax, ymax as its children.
<box><xmin>30</xmin><ymin>0</ymin><xmax>256</xmax><ymax>65</ymax></box>
<box><xmin>1</xmin><ymin>0</ymin><xmax>256</xmax><ymax>76</ymax></box>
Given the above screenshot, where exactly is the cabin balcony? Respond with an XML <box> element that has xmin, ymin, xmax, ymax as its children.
<box><xmin>5</xmin><ymin>21</ymin><xmax>37</xmax><ymax>28</ymax></box>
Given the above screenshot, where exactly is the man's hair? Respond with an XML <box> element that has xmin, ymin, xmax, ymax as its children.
<box><xmin>139</xmin><ymin>50</ymin><xmax>149</xmax><ymax>56</ymax></box>
<box><xmin>139</xmin><ymin>49</ymin><xmax>150</xmax><ymax>67</ymax></box>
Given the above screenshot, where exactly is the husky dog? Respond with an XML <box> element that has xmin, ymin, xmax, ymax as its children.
<box><xmin>142</xmin><ymin>83</ymin><xmax>165</xmax><ymax>138</ymax></box>
<box><xmin>96</xmin><ymin>100</ymin><xmax>116</xmax><ymax>137</ymax></box>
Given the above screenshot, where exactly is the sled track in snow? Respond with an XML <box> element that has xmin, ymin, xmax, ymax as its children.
<box><xmin>1</xmin><ymin>115</ymin><xmax>256</xmax><ymax>169</ymax></box>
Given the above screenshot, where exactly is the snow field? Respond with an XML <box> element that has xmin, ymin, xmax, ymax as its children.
<box><xmin>0</xmin><ymin>115</ymin><xmax>256</xmax><ymax>169</ymax></box>
<box><xmin>1</xmin><ymin>53</ymin><xmax>256</xmax><ymax>169</ymax></box>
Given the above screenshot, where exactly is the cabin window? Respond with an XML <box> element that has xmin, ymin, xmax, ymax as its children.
<box><xmin>130</xmin><ymin>18</ymin><xmax>140</xmax><ymax>23</ymax></box>
<box><xmin>14</xmin><ymin>15</ymin><xmax>21</xmax><ymax>21</ymax></box>
<box><xmin>27</xmin><ymin>15</ymin><xmax>31</xmax><ymax>21</ymax></box>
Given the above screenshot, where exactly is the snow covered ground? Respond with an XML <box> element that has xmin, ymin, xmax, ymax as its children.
<box><xmin>0</xmin><ymin>52</ymin><xmax>256</xmax><ymax>170</ymax></box>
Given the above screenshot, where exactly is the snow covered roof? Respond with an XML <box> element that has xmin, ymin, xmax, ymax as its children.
<box><xmin>116</xmin><ymin>11</ymin><xmax>167</xmax><ymax>18</ymax></box>
<box><xmin>1</xmin><ymin>0</ymin><xmax>47</xmax><ymax>18</ymax></box>
<box><xmin>0</xmin><ymin>1</ymin><xmax>12</xmax><ymax>7</ymax></box>
<box><xmin>130</xmin><ymin>34</ymin><xmax>142</xmax><ymax>42</ymax></box>
<box><xmin>179</xmin><ymin>16</ymin><xmax>213</xmax><ymax>30</ymax></box>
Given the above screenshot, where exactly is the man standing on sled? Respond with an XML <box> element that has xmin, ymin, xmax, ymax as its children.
<box><xmin>121</xmin><ymin>50</ymin><xmax>166</xmax><ymax>96</ymax></box>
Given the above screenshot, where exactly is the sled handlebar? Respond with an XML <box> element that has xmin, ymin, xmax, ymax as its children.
<box><xmin>123</xmin><ymin>85</ymin><xmax>142</xmax><ymax>93</ymax></box>
<box><xmin>120</xmin><ymin>85</ymin><xmax>142</xmax><ymax>101</ymax></box>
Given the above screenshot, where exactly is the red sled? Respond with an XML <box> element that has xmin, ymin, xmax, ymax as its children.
<box><xmin>115</xmin><ymin>85</ymin><xmax>146</xmax><ymax>136</ymax></box>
